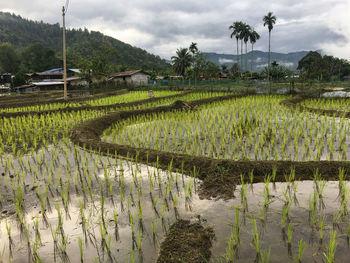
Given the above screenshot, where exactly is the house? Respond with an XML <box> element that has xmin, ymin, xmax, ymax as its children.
<box><xmin>109</xmin><ymin>70</ymin><xmax>150</xmax><ymax>87</ymax></box>
<box><xmin>0</xmin><ymin>73</ymin><xmax>11</xmax><ymax>84</ymax></box>
<box><xmin>217</xmin><ymin>73</ymin><xmax>228</xmax><ymax>80</ymax></box>
<box><xmin>28</xmin><ymin>68</ymin><xmax>88</xmax><ymax>90</ymax></box>
<box><xmin>32</xmin><ymin>77</ymin><xmax>88</xmax><ymax>90</ymax></box>
<box><xmin>42</xmin><ymin>68</ymin><xmax>80</xmax><ymax>77</ymax></box>
<box><xmin>14</xmin><ymin>84</ymin><xmax>37</xmax><ymax>93</ymax></box>
<box><xmin>30</xmin><ymin>68</ymin><xmax>80</xmax><ymax>81</ymax></box>
<box><xmin>31</xmin><ymin>72</ymin><xmax>64</xmax><ymax>81</ymax></box>
<box><xmin>0</xmin><ymin>85</ymin><xmax>11</xmax><ymax>94</ymax></box>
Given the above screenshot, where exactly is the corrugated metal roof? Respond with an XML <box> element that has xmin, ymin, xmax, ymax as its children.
<box><xmin>32</xmin><ymin>77</ymin><xmax>81</xmax><ymax>86</ymax></box>
<box><xmin>42</xmin><ymin>68</ymin><xmax>81</xmax><ymax>73</ymax></box>
<box><xmin>43</xmin><ymin>68</ymin><xmax>63</xmax><ymax>73</ymax></box>
<box><xmin>110</xmin><ymin>70</ymin><xmax>150</xmax><ymax>78</ymax></box>
<box><xmin>15</xmin><ymin>84</ymin><xmax>36</xmax><ymax>89</ymax></box>
<box><xmin>33</xmin><ymin>82</ymin><xmax>64</xmax><ymax>86</ymax></box>
<box><xmin>36</xmin><ymin>72</ymin><xmax>64</xmax><ymax>76</ymax></box>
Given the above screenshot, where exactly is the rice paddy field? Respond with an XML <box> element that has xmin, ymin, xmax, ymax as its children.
<box><xmin>301</xmin><ymin>98</ymin><xmax>350</xmax><ymax>112</ymax></box>
<box><xmin>1</xmin><ymin>90</ymin><xmax>350</xmax><ymax>263</ymax></box>
<box><xmin>103</xmin><ymin>95</ymin><xmax>350</xmax><ymax>161</ymax></box>
<box><xmin>0</xmin><ymin>91</ymin><xmax>180</xmax><ymax>113</ymax></box>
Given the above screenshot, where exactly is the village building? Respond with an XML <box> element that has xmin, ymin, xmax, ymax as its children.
<box><xmin>0</xmin><ymin>73</ymin><xmax>11</xmax><ymax>84</ymax></box>
<box><xmin>20</xmin><ymin>68</ymin><xmax>88</xmax><ymax>91</ymax></box>
<box><xmin>109</xmin><ymin>70</ymin><xmax>151</xmax><ymax>87</ymax></box>
<box><xmin>14</xmin><ymin>84</ymin><xmax>37</xmax><ymax>93</ymax></box>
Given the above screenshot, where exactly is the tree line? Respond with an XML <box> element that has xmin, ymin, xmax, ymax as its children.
<box><xmin>0</xmin><ymin>11</ymin><xmax>170</xmax><ymax>76</ymax></box>
<box><xmin>298</xmin><ymin>51</ymin><xmax>350</xmax><ymax>81</ymax></box>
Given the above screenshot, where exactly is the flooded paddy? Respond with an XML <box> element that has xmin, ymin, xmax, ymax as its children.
<box><xmin>104</xmin><ymin>95</ymin><xmax>350</xmax><ymax>162</ymax></box>
<box><xmin>1</xmin><ymin>93</ymin><xmax>350</xmax><ymax>262</ymax></box>
<box><xmin>1</xmin><ymin>144</ymin><xmax>350</xmax><ymax>262</ymax></box>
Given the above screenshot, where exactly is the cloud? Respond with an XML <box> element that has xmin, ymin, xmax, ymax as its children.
<box><xmin>279</xmin><ymin>62</ymin><xmax>294</xmax><ymax>68</ymax></box>
<box><xmin>218</xmin><ymin>58</ymin><xmax>234</xmax><ymax>64</ymax></box>
<box><xmin>256</xmin><ymin>64</ymin><xmax>268</xmax><ymax>69</ymax></box>
<box><xmin>1</xmin><ymin>0</ymin><xmax>349</xmax><ymax>60</ymax></box>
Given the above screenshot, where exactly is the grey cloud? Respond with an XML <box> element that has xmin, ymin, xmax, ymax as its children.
<box><xmin>0</xmin><ymin>0</ymin><xmax>349</xmax><ymax>60</ymax></box>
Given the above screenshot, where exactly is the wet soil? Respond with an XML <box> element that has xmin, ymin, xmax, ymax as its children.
<box><xmin>157</xmin><ymin>220</ymin><xmax>214</xmax><ymax>263</ymax></box>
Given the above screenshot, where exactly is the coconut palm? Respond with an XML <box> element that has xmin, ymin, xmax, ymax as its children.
<box><xmin>238</xmin><ymin>24</ymin><xmax>246</xmax><ymax>73</ymax></box>
<box><xmin>171</xmin><ymin>48</ymin><xmax>192</xmax><ymax>76</ymax></box>
<box><xmin>242</xmin><ymin>24</ymin><xmax>251</xmax><ymax>72</ymax></box>
<box><xmin>189</xmin><ymin>42</ymin><xmax>198</xmax><ymax>84</ymax></box>
<box><xmin>249</xmin><ymin>29</ymin><xmax>260</xmax><ymax>73</ymax></box>
<box><xmin>263</xmin><ymin>11</ymin><xmax>277</xmax><ymax>81</ymax></box>
<box><xmin>189</xmin><ymin>42</ymin><xmax>198</xmax><ymax>55</ymax></box>
<box><xmin>229</xmin><ymin>21</ymin><xmax>243</xmax><ymax>73</ymax></box>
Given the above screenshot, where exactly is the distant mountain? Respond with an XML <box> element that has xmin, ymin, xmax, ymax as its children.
<box><xmin>0</xmin><ymin>12</ymin><xmax>170</xmax><ymax>71</ymax></box>
<box><xmin>203</xmin><ymin>50</ymin><xmax>312</xmax><ymax>71</ymax></box>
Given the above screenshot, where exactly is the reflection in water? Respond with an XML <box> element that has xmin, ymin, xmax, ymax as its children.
<box><xmin>0</xmin><ymin>146</ymin><xmax>350</xmax><ymax>262</ymax></box>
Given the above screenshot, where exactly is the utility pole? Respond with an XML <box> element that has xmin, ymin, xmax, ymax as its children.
<box><xmin>62</xmin><ymin>5</ymin><xmax>67</xmax><ymax>100</ymax></box>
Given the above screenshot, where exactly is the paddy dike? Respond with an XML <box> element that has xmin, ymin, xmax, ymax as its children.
<box><xmin>71</xmin><ymin>92</ymin><xmax>350</xmax><ymax>199</ymax></box>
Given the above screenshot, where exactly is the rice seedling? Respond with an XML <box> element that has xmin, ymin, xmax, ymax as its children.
<box><xmin>324</xmin><ymin>231</ymin><xmax>338</xmax><ymax>263</ymax></box>
<box><xmin>260</xmin><ymin>248</ymin><xmax>271</xmax><ymax>263</ymax></box>
<box><xmin>252</xmin><ymin>219</ymin><xmax>260</xmax><ymax>255</ymax></box>
<box><xmin>78</xmin><ymin>237</ymin><xmax>83</xmax><ymax>263</ymax></box>
<box><xmin>287</xmin><ymin>224</ymin><xmax>293</xmax><ymax>244</ymax></box>
<box><xmin>105</xmin><ymin>235</ymin><xmax>112</xmax><ymax>257</ymax></box>
<box><xmin>295</xmin><ymin>239</ymin><xmax>306</xmax><ymax>263</ymax></box>
<box><xmin>79</xmin><ymin>200</ymin><xmax>87</xmax><ymax>234</ymax></box>
<box><xmin>137</xmin><ymin>229</ymin><xmax>143</xmax><ymax>250</ymax></box>
<box><xmin>5</xmin><ymin>219</ymin><xmax>12</xmax><ymax>245</ymax></box>
<box><xmin>226</xmin><ymin>227</ymin><xmax>239</xmax><ymax>262</ymax></box>
<box><xmin>33</xmin><ymin>215</ymin><xmax>41</xmax><ymax>245</ymax></box>
<box><xmin>319</xmin><ymin>217</ymin><xmax>325</xmax><ymax>243</ymax></box>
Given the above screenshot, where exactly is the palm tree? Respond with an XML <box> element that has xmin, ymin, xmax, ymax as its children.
<box><xmin>189</xmin><ymin>42</ymin><xmax>198</xmax><ymax>55</ymax></box>
<box><xmin>238</xmin><ymin>23</ymin><xmax>246</xmax><ymax>73</ymax></box>
<box><xmin>189</xmin><ymin>42</ymin><xmax>198</xmax><ymax>84</ymax></box>
<box><xmin>263</xmin><ymin>11</ymin><xmax>277</xmax><ymax>82</ymax></box>
<box><xmin>242</xmin><ymin>24</ymin><xmax>251</xmax><ymax>72</ymax></box>
<box><xmin>171</xmin><ymin>48</ymin><xmax>192</xmax><ymax>76</ymax></box>
<box><xmin>249</xmin><ymin>29</ymin><xmax>260</xmax><ymax>73</ymax></box>
<box><xmin>229</xmin><ymin>21</ymin><xmax>243</xmax><ymax>73</ymax></box>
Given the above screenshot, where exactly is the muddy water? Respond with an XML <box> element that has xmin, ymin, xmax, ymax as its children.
<box><xmin>1</xmin><ymin>144</ymin><xmax>350</xmax><ymax>263</ymax></box>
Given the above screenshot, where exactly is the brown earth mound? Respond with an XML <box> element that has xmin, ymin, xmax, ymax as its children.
<box><xmin>157</xmin><ymin>220</ymin><xmax>214</xmax><ymax>263</ymax></box>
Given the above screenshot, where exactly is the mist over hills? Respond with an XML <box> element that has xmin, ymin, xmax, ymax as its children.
<box><xmin>203</xmin><ymin>50</ymin><xmax>313</xmax><ymax>71</ymax></box>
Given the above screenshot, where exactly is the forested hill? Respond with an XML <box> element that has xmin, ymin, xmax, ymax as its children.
<box><xmin>0</xmin><ymin>12</ymin><xmax>170</xmax><ymax>71</ymax></box>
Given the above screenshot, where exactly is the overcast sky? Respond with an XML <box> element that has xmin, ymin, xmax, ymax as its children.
<box><xmin>1</xmin><ymin>0</ymin><xmax>350</xmax><ymax>60</ymax></box>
